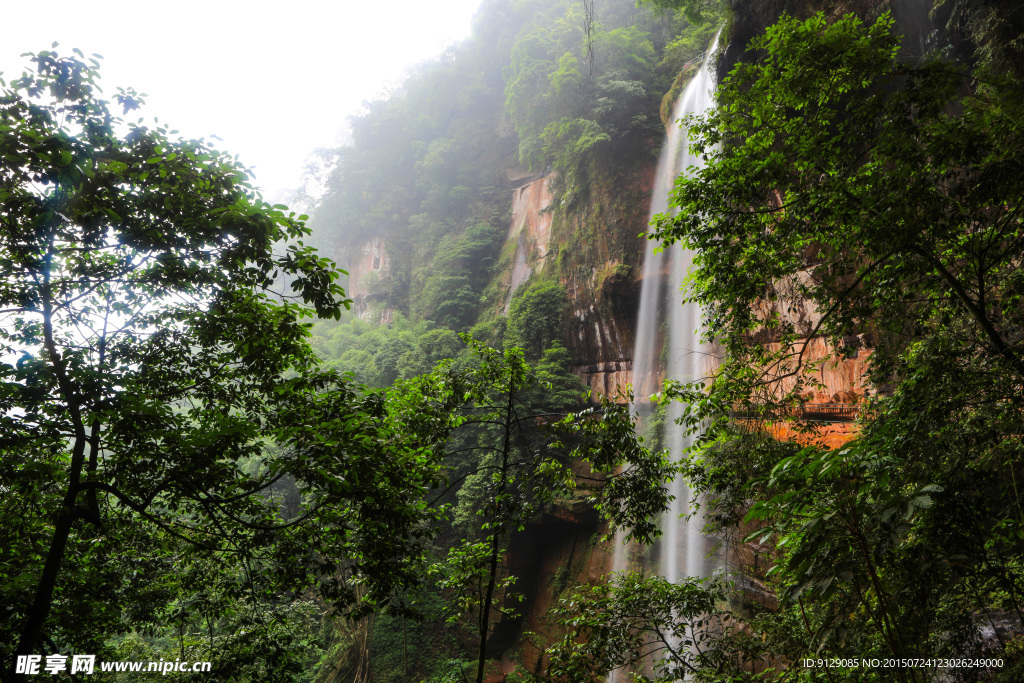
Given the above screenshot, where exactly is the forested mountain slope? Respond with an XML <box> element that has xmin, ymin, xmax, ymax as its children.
<box><xmin>305</xmin><ymin>0</ymin><xmax>721</xmax><ymax>399</ymax></box>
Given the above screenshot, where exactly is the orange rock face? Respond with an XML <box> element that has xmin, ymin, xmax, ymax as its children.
<box><xmin>575</xmin><ymin>359</ymin><xmax>633</xmax><ymax>402</ymax></box>
<box><xmin>504</xmin><ymin>177</ymin><xmax>554</xmax><ymax>313</ymax></box>
<box><xmin>763</xmin><ymin>336</ymin><xmax>873</xmax><ymax>403</ymax></box>
<box><xmin>762</xmin><ymin>420</ymin><xmax>859</xmax><ymax>449</ymax></box>
<box><xmin>739</xmin><ymin>337</ymin><xmax>870</xmax><ymax>447</ymax></box>
<box><xmin>508</xmin><ymin>177</ymin><xmax>554</xmax><ymax>259</ymax></box>
<box><xmin>343</xmin><ymin>235</ymin><xmax>396</xmax><ymax>324</ymax></box>
<box><xmin>345</xmin><ymin>236</ymin><xmax>389</xmax><ymax>301</ymax></box>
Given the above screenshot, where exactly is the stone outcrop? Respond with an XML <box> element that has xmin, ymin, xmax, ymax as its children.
<box><xmin>572</xmin><ymin>359</ymin><xmax>633</xmax><ymax>401</ymax></box>
<box><xmin>499</xmin><ymin>166</ymin><xmax>654</xmax><ymax>403</ymax></box>
<box><xmin>495</xmin><ymin>511</ymin><xmax>615</xmax><ymax>679</ymax></box>
<box><xmin>503</xmin><ymin>177</ymin><xmax>554</xmax><ymax>312</ymax></box>
<box><xmin>768</xmin><ymin>336</ymin><xmax>873</xmax><ymax>403</ymax></box>
<box><xmin>340</xmin><ymin>235</ymin><xmax>395</xmax><ymax>324</ymax></box>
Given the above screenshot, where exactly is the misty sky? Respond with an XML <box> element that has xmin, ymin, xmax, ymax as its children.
<box><xmin>1</xmin><ymin>0</ymin><xmax>484</xmax><ymax>203</ymax></box>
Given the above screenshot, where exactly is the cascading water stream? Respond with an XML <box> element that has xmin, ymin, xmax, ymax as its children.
<box><xmin>608</xmin><ymin>29</ymin><xmax>721</xmax><ymax>682</ymax></box>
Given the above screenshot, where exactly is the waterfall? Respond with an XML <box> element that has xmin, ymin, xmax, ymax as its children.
<box><xmin>608</xmin><ymin>28</ymin><xmax>722</xmax><ymax>682</ymax></box>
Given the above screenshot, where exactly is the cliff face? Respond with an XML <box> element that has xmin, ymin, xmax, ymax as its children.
<box><xmin>337</xmin><ymin>158</ymin><xmax>657</xmax><ymax>403</ymax></box>
<box><xmin>503</xmin><ymin>177</ymin><xmax>554</xmax><ymax>311</ymax></box>
<box><xmin>342</xmin><ymin>236</ymin><xmax>396</xmax><ymax>324</ymax></box>
<box><xmin>500</xmin><ymin>513</ymin><xmax>616</xmax><ymax>678</ymax></box>
<box><xmin>500</xmin><ymin>163</ymin><xmax>657</xmax><ymax>403</ymax></box>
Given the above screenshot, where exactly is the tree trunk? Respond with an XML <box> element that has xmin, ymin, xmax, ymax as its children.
<box><xmin>476</xmin><ymin>382</ymin><xmax>515</xmax><ymax>683</ymax></box>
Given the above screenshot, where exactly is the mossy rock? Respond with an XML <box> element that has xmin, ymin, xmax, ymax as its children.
<box><xmin>660</xmin><ymin>62</ymin><xmax>701</xmax><ymax>127</ymax></box>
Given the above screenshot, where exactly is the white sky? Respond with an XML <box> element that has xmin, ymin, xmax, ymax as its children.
<box><xmin>0</xmin><ymin>0</ymin><xmax>484</xmax><ymax>203</ymax></box>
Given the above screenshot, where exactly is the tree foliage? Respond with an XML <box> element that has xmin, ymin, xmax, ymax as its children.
<box><xmin>502</xmin><ymin>0</ymin><xmax>720</xmax><ymax>206</ymax></box>
<box><xmin>638</xmin><ymin>0</ymin><xmax>716</xmax><ymax>24</ymax></box>
<box><xmin>0</xmin><ymin>50</ymin><xmax>456</xmax><ymax>680</ymax></box>
<box><xmin>630</xmin><ymin>9</ymin><xmax>1024</xmax><ymax>681</ymax></box>
<box><xmin>414</xmin><ymin>222</ymin><xmax>505</xmax><ymax>330</ymax></box>
<box><xmin>424</xmin><ymin>339</ymin><xmax>676</xmax><ymax>683</ymax></box>
<box><xmin>547</xmin><ymin>573</ymin><xmax>737</xmax><ymax>683</ymax></box>
<box><xmin>506</xmin><ymin>278</ymin><xmax>570</xmax><ymax>359</ymax></box>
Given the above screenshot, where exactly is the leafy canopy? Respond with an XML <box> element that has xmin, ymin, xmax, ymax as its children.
<box><xmin>654</xmin><ymin>10</ymin><xmax>1024</xmax><ymax>401</ymax></box>
<box><xmin>0</xmin><ymin>48</ymin><xmax>448</xmax><ymax>677</ymax></box>
<box><xmin>639</xmin><ymin>9</ymin><xmax>1024</xmax><ymax>680</ymax></box>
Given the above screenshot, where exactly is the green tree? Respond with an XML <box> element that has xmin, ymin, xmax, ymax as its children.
<box><xmin>423</xmin><ymin>339</ymin><xmax>675</xmax><ymax>683</ymax></box>
<box><xmin>0</xmin><ymin>50</ymin><xmax>443</xmax><ymax>679</ymax></box>
<box><xmin>506</xmin><ymin>279</ymin><xmax>570</xmax><ymax>359</ymax></box>
<box><xmin>414</xmin><ymin>223</ymin><xmax>504</xmax><ymax>330</ymax></box>
<box><xmin>642</xmin><ymin>10</ymin><xmax>1024</xmax><ymax>681</ymax></box>
<box><xmin>654</xmin><ymin>10</ymin><xmax>1024</xmax><ymax>393</ymax></box>
<box><xmin>547</xmin><ymin>573</ymin><xmax>737</xmax><ymax>683</ymax></box>
<box><xmin>525</xmin><ymin>343</ymin><xmax>588</xmax><ymax>411</ymax></box>
<box><xmin>501</xmin><ymin>0</ymin><xmax>688</xmax><ymax>206</ymax></box>
<box><xmin>638</xmin><ymin>0</ymin><xmax>714</xmax><ymax>23</ymax></box>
